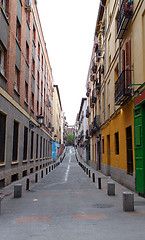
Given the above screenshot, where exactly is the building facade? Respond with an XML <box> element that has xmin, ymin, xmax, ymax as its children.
<box><xmin>86</xmin><ymin>0</ymin><xmax>145</xmax><ymax>191</ymax></box>
<box><xmin>52</xmin><ymin>85</ymin><xmax>63</xmax><ymax>158</ymax></box>
<box><xmin>0</xmin><ymin>0</ymin><xmax>54</xmax><ymax>187</ymax></box>
<box><xmin>76</xmin><ymin>98</ymin><xmax>87</xmax><ymax>160</ymax></box>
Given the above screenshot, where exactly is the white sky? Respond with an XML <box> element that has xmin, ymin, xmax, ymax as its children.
<box><xmin>37</xmin><ymin>0</ymin><xmax>99</xmax><ymax>125</ymax></box>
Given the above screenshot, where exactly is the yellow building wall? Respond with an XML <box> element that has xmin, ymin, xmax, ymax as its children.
<box><xmin>102</xmin><ymin>100</ymin><xmax>135</xmax><ymax>172</ymax></box>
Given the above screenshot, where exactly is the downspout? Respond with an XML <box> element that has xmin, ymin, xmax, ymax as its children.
<box><xmin>100</xmin><ymin>1</ymin><xmax>107</xmax><ymax>122</ymax></box>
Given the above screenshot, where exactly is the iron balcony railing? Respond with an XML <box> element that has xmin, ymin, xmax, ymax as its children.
<box><xmin>115</xmin><ymin>69</ymin><xmax>132</xmax><ymax>105</ymax></box>
<box><xmin>93</xmin><ymin>115</ymin><xmax>100</xmax><ymax>129</ymax></box>
<box><xmin>117</xmin><ymin>0</ymin><xmax>133</xmax><ymax>39</ymax></box>
<box><xmin>86</xmin><ymin>106</ymin><xmax>90</xmax><ymax>118</ymax></box>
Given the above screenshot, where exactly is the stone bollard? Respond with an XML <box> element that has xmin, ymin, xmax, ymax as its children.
<box><xmin>107</xmin><ymin>182</ymin><xmax>115</xmax><ymax>196</ymax></box>
<box><xmin>0</xmin><ymin>197</ymin><xmax>2</xmax><ymax>214</ymax></box>
<box><xmin>26</xmin><ymin>178</ymin><xmax>29</xmax><ymax>190</ymax></box>
<box><xmin>92</xmin><ymin>173</ymin><xmax>95</xmax><ymax>183</ymax></box>
<box><xmin>98</xmin><ymin>177</ymin><xmax>101</xmax><ymax>189</ymax></box>
<box><xmin>35</xmin><ymin>173</ymin><xmax>38</xmax><ymax>183</ymax></box>
<box><xmin>123</xmin><ymin>192</ymin><xmax>134</xmax><ymax>212</ymax></box>
<box><xmin>14</xmin><ymin>184</ymin><xmax>22</xmax><ymax>198</ymax></box>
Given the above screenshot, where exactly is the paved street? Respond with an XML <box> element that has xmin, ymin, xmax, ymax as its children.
<box><xmin>1</xmin><ymin>146</ymin><xmax>145</xmax><ymax>240</ymax></box>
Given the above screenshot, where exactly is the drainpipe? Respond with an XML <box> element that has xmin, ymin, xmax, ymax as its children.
<box><xmin>100</xmin><ymin>1</ymin><xmax>107</xmax><ymax>122</ymax></box>
<box><xmin>118</xmin><ymin>0</ymin><xmax>121</xmax><ymax>75</ymax></box>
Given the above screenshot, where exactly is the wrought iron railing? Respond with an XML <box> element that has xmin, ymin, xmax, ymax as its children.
<box><xmin>115</xmin><ymin>69</ymin><xmax>132</xmax><ymax>105</ymax></box>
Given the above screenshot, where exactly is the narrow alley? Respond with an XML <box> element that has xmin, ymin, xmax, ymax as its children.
<box><xmin>0</xmin><ymin>147</ymin><xmax>145</xmax><ymax>240</ymax></box>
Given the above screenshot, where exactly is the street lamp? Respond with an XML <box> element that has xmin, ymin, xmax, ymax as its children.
<box><xmin>37</xmin><ymin>114</ymin><xmax>44</xmax><ymax>126</ymax></box>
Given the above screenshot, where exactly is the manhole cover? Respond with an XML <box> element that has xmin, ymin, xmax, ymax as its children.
<box><xmin>93</xmin><ymin>204</ymin><xmax>114</xmax><ymax>208</ymax></box>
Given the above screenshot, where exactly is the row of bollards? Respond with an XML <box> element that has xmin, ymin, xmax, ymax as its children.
<box><xmin>77</xmin><ymin>158</ymin><xmax>134</xmax><ymax>212</ymax></box>
<box><xmin>0</xmin><ymin>153</ymin><xmax>66</xmax><ymax>214</ymax></box>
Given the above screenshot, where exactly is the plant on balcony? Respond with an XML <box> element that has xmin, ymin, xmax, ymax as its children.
<box><xmin>125</xmin><ymin>0</ymin><xmax>133</xmax><ymax>12</ymax></box>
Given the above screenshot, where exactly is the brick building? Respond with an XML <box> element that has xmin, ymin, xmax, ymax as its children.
<box><xmin>0</xmin><ymin>0</ymin><xmax>54</xmax><ymax>187</ymax></box>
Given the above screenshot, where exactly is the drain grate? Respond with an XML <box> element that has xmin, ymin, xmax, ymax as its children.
<box><xmin>93</xmin><ymin>203</ymin><xmax>114</xmax><ymax>208</ymax></box>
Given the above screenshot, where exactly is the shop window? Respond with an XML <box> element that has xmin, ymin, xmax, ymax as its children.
<box><xmin>12</xmin><ymin>120</ymin><xmax>19</xmax><ymax>162</ymax></box>
<box><xmin>126</xmin><ymin>126</ymin><xmax>133</xmax><ymax>175</ymax></box>
<box><xmin>43</xmin><ymin>138</ymin><xmax>45</xmax><ymax>158</ymax></box>
<box><xmin>115</xmin><ymin>132</ymin><xmax>119</xmax><ymax>155</ymax></box>
<box><xmin>102</xmin><ymin>138</ymin><xmax>104</xmax><ymax>154</ymax></box>
<box><xmin>30</xmin><ymin>131</ymin><xmax>34</xmax><ymax>159</ymax></box>
<box><xmin>0</xmin><ymin>112</ymin><xmax>6</xmax><ymax>164</ymax></box>
<box><xmin>36</xmin><ymin>134</ymin><xmax>39</xmax><ymax>159</ymax></box>
<box><xmin>40</xmin><ymin>136</ymin><xmax>42</xmax><ymax>159</ymax></box>
<box><xmin>23</xmin><ymin>126</ymin><xmax>28</xmax><ymax>161</ymax></box>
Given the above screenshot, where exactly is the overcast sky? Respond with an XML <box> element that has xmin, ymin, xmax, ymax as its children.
<box><xmin>37</xmin><ymin>0</ymin><xmax>99</xmax><ymax>125</ymax></box>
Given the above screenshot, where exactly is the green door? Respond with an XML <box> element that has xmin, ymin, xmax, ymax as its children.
<box><xmin>134</xmin><ymin>106</ymin><xmax>145</xmax><ymax>193</ymax></box>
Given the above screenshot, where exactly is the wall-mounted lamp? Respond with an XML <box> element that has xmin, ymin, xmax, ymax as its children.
<box><xmin>29</xmin><ymin>120</ymin><xmax>36</xmax><ymax>130</ymax></box>
<box><xmin>37</xmin><ymin>114</ymin><xmax>44</xmax><ymax>126</ymax></box>
<box><xmin>54</xmin><ymin>134</ymin><xmax>57</xmax><ymax>141</ymax></box>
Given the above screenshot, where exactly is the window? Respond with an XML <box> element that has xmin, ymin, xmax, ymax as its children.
<box><xmin>0</xmin><ymin>112</ymin><xmax>6</xmax><ymax>164</ymax></box>
<box><xmin>26</xmin><ymin>42</ymin><xmax>29</xmax><ymax>63</ymax></box>
<box><xmin>30</xmin><ymin>131</ymin><xmax>34</xmax><ymax>159</ymax></box>
<box><xmin>25</xmin><ymin>82</ymin><xmax>28</xmax><ymax>103</ymax></box>
<box><xmin>33</xmin><ymin>25</ymin><xmax>36</xmax><ymax>42</ymax></box>
<box><xmin>12</xmin><ymin>121</ymin><xmax>19</xmax><ymax>162</ymax></box>
<box><xmin>0</xmin><ymin>45</ymin><xmax>6</xmax><ymax>76</ymax></box>
<box><xmin>32</xmin><ymin>60</ymin><xmax>35</xmax><ymax>76</ymax></box>
<box><xmin>23</xmin><ymin>126</ymin><xmax>28</xmax><ymax>161</ymax></box>
<box><xmin>40</xmin><ymin>136</ymin><xmax>42</xmax><ymax>158</ymax></box>
<box><xmin>37</xmin><ymin>101</ymin><xmax>39</xmax><ymax>115</ymax></box>
<box><xmin>37</xmin><ymin>71</ymin><xmax>40</xmax><ymax>86</ymax></box>
<box><xmin>36</xmin><ymin>134</ymin><xmax>39</xmax><ymax>159</ymax></box>
<box><xmin>38</xmin><ymin>42</ymin><xmax>40</xmax><ymax>58</ymax></box>
<box><xmin>14</xmin><ymin>67</ymin><xmax>20</xmax><ymax>92</ymax></box>
<box><xmin>31</xmin><ymin>92</ymin><xmax>34</xmax><ymax>110</ymax></box>
<box><xmin>16</xmin><ymin>18</ymin><xmax>21</xmax><ymax>44</ymax></box>
<box><xmin>43</xmin><ymin>138</ymin><xmax>45</xmax><ymax>158</ymax></box>
<box><xmin>115</xmin><ymin>132</ymin><xmax>119</xmax><ymax>155</ymax></box>
<box><xmin>126</xmin><ymin>126</ymin><xmax>133</xmax><ymax>175</ymax></box>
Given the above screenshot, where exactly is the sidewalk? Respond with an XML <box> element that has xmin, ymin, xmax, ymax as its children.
<box><xmin>75</xmin><ymin>150</ymin><xmax>145</xmax><ymax>214</ymax></box>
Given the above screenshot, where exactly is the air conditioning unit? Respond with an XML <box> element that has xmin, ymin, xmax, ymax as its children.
<box><xmin>25</xmin><ymin>0</ymin><xmax>32</xmax><ymax>12</ymax></box>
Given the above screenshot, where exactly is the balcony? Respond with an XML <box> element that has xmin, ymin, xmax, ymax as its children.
<box><xmin>92</xmin><ymin>89</ymin><xmax>97</xmax><ymax>103</ymax></box>
<box><xmin>91</xmin><ymin>63</ymin><xmax>97</xmax><ymax>74</ymax></box>
<box><xmin>93</xmin><ymin>115</ymin><xmax>100</xmax><ymax>129</ymax></box>
<box><xmin>115</xmin><ymin>69</ymin><xmax>132</xmax><ymax>105</ymax></box>
<box><xmin>86</xmin><ymin>130</ymin><xmax>89</xmax><ymax>139</ymax></box>
<box><xmin>117</xmin><ymin>0</ymin><xmax>133</xmax><ymax>39</ymax></box>
<box><xmin>89</xmin><ymin>123</ymin><xmax>94</xmax><ymax>137</ymax></box>
<box><xmin>90</xmin><ymin>97</ymin><xmax>94</xmax><ymax>108</ymax></box>
<box><xmin>86</xmin><ymin>107</ymin><xmax>90</xmax><ymax>118</ymax></box>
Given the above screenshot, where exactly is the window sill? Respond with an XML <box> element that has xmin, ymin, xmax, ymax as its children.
<box><xmin>16</xmin><ymin>38</ymin><xmax>21</xmax><ymax>50</ymax></box>
<box><xmin>31</xmin><ymin>107</ymin><xmax>34</xmax><ymax>113</ymax></box>
<box><xmin>11</xmin><ymin>161</ymin><xmax>19</xmax><ymax>165</ymax></box>
<box><xmin>24</xmin><ymin>100</ymin><xmax>28</xmax><ymax>106</ymax></box>
<box><xmin>14</xmin><ymin>88</ymin><xmax>20</xmax><ymax>96</ymax></box>
<box><xmin>1</xmin><ymin>7</ymin><xmax>9</xmax><ymax>24</ymax></box>
<box><xmin>26</xmin><ymin>59</ymin><xmax>29</xmax><ymax>67</ymax></box>
<box><xmin>30</xmin><ymin>159</ymin><xmax>34</xmax><ymax>162</ymax></box>
<box><xmin>0</xmin><ymin>163</ymin><xmax>6</xmax><ymax>167</ymax></box>
<box><xmin>22</xmin><ymin>160</ymin><xmax>28</xmax><ymax>163</ymax></box>
<box><xmin>0</xmin><ymin>71</ymin><xmax>7</xmax><ymax>81</ymax></box>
